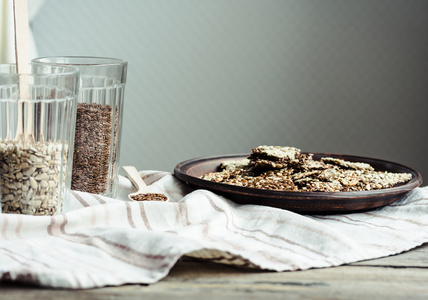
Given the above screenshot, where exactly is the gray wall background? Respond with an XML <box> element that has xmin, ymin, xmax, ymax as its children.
<box><xmin>32</xmin><ymin>0</ymin><xmax>428</xmax><ymax>184</ymax></box>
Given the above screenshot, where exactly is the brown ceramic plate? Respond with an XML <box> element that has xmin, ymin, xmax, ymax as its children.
<box><xmin>174</xmin><ymin>153</ymin><xmax>423</xmax><ymax>214</ymax></box>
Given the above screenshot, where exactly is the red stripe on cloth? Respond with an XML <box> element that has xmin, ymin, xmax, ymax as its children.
<box><xmin>363</xmin><ymin>212</ymin><xmax>428</xmax><ymax>226</ymax></box>
<box><xmin>138</xmin><ymin>203</ymin><xmax>153</xmax><ymax>230</ymax></box>
<box><xmin>53</xmin><ymin>214</ymin><xmax>170</xmax><ymax>270</ymax></box>
<box><xmin>15</xmin><ymin>215</ymin><xmax>23</xmax><ymax>239</ymax></box>
<box><xmin>1</xmin><ymin>217</ymin><xmax>8</xmax><ymax>240</ymax></box>
<box><xmin>203</xmin><ymin>194</ymin><xmax>319</xmax><ymax>267</ymax></box>
<box><xmin>142</xmin><ymin>172</ymin><xmax>169</xmax><ymax>185</ymax></box>
<box><xmin>125</xmin><ymin>202</ymin><xmax>136</xmax><ymax>229</ymax></box>
<box><xmin>314</xmin><ymin>215</ymin><xmax>411</xmax><ymax>241</ymax></box>
<box><xmin>206</xmin><ymin>195</ymin><xmax>331</xmax><ymax>257</ymax></box>
<box><xmin>92</xmin><ymin>195</ymin><xmax>107</xmax><ymax>205</ymax></box>
<box><xmin>71</xmin><ymin>191</ymin><xmax>90</xmax><ymax>207</ymax></box>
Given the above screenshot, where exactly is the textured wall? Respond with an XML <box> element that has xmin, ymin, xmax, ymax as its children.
<box><xmin>32</xmin><ymin>0</ymin><xmax>428</xmax><ymax>183</ymax></box>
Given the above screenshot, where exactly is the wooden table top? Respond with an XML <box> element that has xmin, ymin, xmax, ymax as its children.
<box><xmin>1</xmin><ymin>243</ymin><xmax>427</xmax><ymax>299</ymax></box>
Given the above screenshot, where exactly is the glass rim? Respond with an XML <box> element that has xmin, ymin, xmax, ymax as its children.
<box><xmin>0</xmin><ymin>63</ymin><xmax>80</xmax><ymax>77</ymax></box>
<box><xmin>32</xmin><ymin>56</ymin><xmax>128</xmax><ymax>67</ymax></box>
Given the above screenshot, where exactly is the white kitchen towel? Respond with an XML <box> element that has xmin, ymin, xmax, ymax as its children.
<box><xmin>0</xmin><ymin>170</ymin><xmax>427</xmax><ymax>289</ymax></box>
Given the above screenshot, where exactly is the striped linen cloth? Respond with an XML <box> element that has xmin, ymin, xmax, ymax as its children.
<box><xmin>1</xmin><ymin>170</ymin><xmax>427</xmax><ymax>289</ymax></box>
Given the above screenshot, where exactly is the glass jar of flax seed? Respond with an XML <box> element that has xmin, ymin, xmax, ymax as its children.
<box><xmin>32</xmin><ymin>57</ymin><xmax>127</xmax><ymax>198</ymax></box>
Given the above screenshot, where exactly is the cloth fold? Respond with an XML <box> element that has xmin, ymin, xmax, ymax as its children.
<box><xmin>1</xmin><ymin>170</ymin><xmax>427</xmax><ymax>289</ymax></box>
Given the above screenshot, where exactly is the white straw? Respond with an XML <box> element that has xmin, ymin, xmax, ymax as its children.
<box><xmin>13</xmin><ymin>0</ymin><xmax>31</xmax><ymax>143</ymax></box>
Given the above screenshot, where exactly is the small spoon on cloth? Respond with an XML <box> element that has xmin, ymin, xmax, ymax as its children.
<box><xmin>122</xmin><ymin>166</ymin><xmax>168</xmax><ymax>202</ymax></box>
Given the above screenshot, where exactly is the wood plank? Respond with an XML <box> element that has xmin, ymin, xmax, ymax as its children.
<box><xmin>1</xmin><ymin>264</ymin><xmax>427</xmax><ymax>300</ymax></box>
<box><xmin>352</xmin><ymin>243</ymin><xmax>428</xmax><ymax>267</ymax></box>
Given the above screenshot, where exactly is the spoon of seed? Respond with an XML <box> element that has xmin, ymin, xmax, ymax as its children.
<box><xmin>122</xmin><ymin>166</ymin><xmax>169</xmax><ymax>202</ymax></box>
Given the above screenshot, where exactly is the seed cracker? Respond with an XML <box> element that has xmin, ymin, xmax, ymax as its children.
<box><xmin>200</xmin><ymin>146</ymin><xmax>413</xmax><ymax>192</ymax></box>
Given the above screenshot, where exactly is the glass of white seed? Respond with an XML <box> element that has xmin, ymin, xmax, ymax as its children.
<box><xmin>0</xmin><ymin>63</ymin><xmax>79</xmax><ymax>215</ymax></box>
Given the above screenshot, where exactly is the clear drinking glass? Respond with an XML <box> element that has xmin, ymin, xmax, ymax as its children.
<box><xmin>32</xmin><ymin>57</ymin><xmax>127</xmax><ymax>198</ymax></box>
<box><xmin>0</xmin><ymin>64</ymin><xmax>79</xmax><ymax>215</ymax></box>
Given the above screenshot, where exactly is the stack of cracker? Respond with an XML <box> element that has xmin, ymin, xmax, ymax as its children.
<box><xmin>201</xmin><ymin>146</ymin><xmax>412</xmax><ymax>192</ymax></box>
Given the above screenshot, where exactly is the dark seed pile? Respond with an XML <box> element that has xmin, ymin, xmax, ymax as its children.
<box><xmin>71</xmin><ymin>103</ymin><xmax>118</xmax><ymax>194</ymax></box>
<box><xmin>130</xmin><ymin>193</ymin><xmax>168</xmax><ymax>202</ymax></box>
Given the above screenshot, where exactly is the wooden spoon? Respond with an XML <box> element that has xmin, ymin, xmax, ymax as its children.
<box><xmin>122</xmin><ymin>166</ymin><xmax>168</xmax><ymax>202</ymax></box>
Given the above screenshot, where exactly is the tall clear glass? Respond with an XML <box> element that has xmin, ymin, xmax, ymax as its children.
<box><xmin>32</xmin><ymin>57</ymin><xmax>127</xmax><ymax>198</ymax></box>
<box><xmin>0</xmin><ymin>64</ymin><xmax>79</xmax><ymax>215</ymax></box>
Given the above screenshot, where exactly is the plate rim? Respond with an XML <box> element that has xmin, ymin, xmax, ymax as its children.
<box><xmin>174</xmin><ymin>152</ymin><xmax>422</xmax><ymax>198</ymax></box>
<box><xmin>173</xmin><ymin>152</ymin><xmax>423</xmax><ymax>213</ymax></box>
